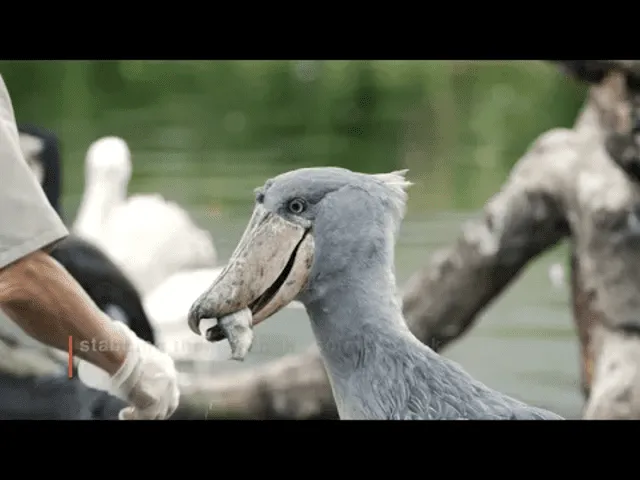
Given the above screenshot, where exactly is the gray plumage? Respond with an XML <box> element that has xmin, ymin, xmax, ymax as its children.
<box><xmin>257</xmin><ymin>167</ymin><xmax>563</xmax><ymax>420</ymax></box>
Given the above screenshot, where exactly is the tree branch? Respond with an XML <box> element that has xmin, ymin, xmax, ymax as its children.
<box><xmin>551</xmin><ymin>60</ymin><xmax>640</xmax><ymax>86</ymax></box>
<box><xmin>174</xmin><ymin>346</ymin><xmax>337</xmax><ymax>420</ymax></box>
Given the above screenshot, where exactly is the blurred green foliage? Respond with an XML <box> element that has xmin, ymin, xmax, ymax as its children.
<box><xmin>0</xmin><ymin>60</ymin><xmax>587</xmax><ymax>210</ymax></box>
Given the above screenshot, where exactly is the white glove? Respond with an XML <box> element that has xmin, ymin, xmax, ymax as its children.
<box><xmin>77</xmin><ymin>321</ymin><xmax>180</xmax><ymax>420</ymax></box>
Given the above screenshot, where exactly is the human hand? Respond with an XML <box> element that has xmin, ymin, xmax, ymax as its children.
<box><xmin>77</xmin><ymin>321</ymin><xmax>180</xmax><ymax>420</ymax></box>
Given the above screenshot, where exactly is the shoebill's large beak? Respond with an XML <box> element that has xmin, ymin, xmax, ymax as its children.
<box><xmin>187</xmin><ymin>203</ymin><xmax>314</xmax><ymax>341</ymax></box>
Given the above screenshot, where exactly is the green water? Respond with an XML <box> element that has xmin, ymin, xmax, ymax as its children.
<box><xmin>2</xmin><ymin>60</ymin><xmax>587</xmax><ymax>417</ymax></box>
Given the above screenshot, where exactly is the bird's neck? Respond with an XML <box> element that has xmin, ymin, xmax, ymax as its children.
<box><xmin>304</xmin><ymin>247</ymin><xmax>420</xmax><ymax>418</ymax></box>
<box><xmin>308</xmin><ymin>264</ymin><xmax>407</xmax><ymax>335</ymax></box>
<box><xmin>73</xmin><ymin>176</ymin><xmax>126</xmax><ymax>241</ymax></box>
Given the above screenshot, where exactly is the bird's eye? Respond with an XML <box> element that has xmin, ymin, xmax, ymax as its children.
<box><xmin>287</xmin><ymin>198</ymin><xmax>306</xmax><ymax>215</ymax></box>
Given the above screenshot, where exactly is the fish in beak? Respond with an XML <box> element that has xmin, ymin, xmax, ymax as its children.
<box><xmin>188</xmin><ymin>203</ymin><xmax>314</xmax><ymax>342</ymax></box>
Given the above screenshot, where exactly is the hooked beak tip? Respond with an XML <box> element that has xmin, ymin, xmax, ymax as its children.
<box><xmin>187</xmin><ymin>303</ymin><xmax>204</xmax><ymax>335</ymax></box>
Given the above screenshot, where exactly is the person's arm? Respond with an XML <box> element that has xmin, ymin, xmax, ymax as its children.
<box><xmin>402</xmin><ymin>128</ymin><xmax>574</xmax><ymax>351</ymax></box>
<box><xmin>0</xmin><ymin>75</ymin><xmax>179</xmax><ymax>419</ymax></box>
<box><xmin>0</xmin><ymin>250</ymin><xmax>127</xmax><ymax>375</ymax></box>
<box><xmin>0</xmin><ymin>74</ymin><xmax>128</xmax><ymax>375</ymax></box>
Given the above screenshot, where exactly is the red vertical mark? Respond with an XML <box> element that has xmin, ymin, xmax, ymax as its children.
<box><xmin>68</xmin><ymin>336</ymin><xmax>73</xmax><ymax>378</ymax></box>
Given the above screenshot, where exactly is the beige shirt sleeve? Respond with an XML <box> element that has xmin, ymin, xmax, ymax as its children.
<box><xmin>0</xmin><ymin>74</ymin><xmax>68</xmax><ymax>269</ymax></box>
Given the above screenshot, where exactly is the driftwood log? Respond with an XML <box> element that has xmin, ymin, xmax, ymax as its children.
<box><xmin>173</xmin><ymin>346</ymin><xmax>338</xmax><ymax>420</ymax></box>
<box><xmin>173</xmin><ymin>61</ymin><xmax>640</xmax><ymax>420</ymax></box>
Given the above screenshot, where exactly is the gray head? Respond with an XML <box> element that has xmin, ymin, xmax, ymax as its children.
<box><xmin>188</xmin><ymin>166</ymin><xmax>412</xmax><ymax>338</ymax></box>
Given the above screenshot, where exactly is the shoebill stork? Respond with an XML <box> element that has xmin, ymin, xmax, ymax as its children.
<box><xmin>188</xmin><ymin>167</ymin><xmax>563</xmax><ymax>420</ymax></box>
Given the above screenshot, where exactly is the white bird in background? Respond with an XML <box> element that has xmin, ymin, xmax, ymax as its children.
<box><xmin>72</xmin><ymin>137</ymin><xmax>218</xmax><ymax>296</ymax></box>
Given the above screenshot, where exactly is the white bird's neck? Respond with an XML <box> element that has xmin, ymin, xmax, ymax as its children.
<box><xmin>73</xmin><ymin>175</ymin><xmax>127</xmax><ymax>241</ymax></box>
